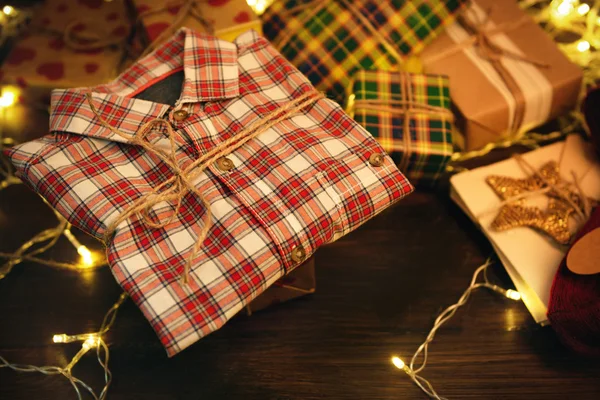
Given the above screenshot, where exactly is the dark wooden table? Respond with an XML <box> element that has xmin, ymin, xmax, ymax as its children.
<box><xmin>1</xmin><ymin>105</ymin><xmax>599</xmax><ymax>400</ymax></box>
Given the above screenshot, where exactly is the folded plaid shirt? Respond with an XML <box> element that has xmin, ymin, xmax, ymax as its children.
<box><xmin>262</xmin><ymin>0</ymin><xmax>467</xmax><ymax>103</ymax></box>
<box><xmin>6</xmin><ymin>28</ymin><xmax>413</xmax><ymax>356</ymax></box>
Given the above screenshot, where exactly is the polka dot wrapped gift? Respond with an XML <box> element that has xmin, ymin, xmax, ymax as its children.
<box><xmin>133</xmin><ymin>0</ymin><xmax>262</xmax><ymax>52</ymax></box>
<box><xmin>0</xmin><ymin>0</ymin><xmax>137</xmax><ymax>107</ymax></box>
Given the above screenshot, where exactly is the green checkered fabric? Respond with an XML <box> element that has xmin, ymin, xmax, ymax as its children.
<box><xmin>349</xmin><ymin>70</ymin><xmax>454</xmax><ymax>186</ymax></box>
<box><xmin>262</xmin><ymin>0</ymin><xmax>467</xmax><ymax>103</ymax></box>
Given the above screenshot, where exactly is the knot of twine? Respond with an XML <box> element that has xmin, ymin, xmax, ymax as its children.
<box><xmin>85</xmin><ymin>90</ymin><xmax>324</xmax><ymax>285</ymax></box>
<box><xmin>352</xmin><ymin>72</ymin><xmax>454</xmax><ymax>172</ymax></box>
<box><xmin>510</xmin><ymin>154</ymin><xmax>593</xmax><ymax>225</ymax></box>
<box><xmin>139</xmin><ymin>0</ymin><xmax>216</xmax><ymax>58</ymax></box>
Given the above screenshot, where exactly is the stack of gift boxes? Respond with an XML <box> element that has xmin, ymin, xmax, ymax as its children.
<box><xmin>0</xmin><ymin>0</ymin><xmax>586</xmax><ymax>346</ymax></box>
<box><xmin>1</xmin><ymin>0</ymin><xmax>583</xmax><ymax>182</ymax></box>
<box><xmin>262</xmin><ymin>0</ymin><xmax>583</xmax><ymax>185</ymax></box>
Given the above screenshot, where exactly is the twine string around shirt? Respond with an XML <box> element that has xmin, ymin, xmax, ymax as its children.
<box><xmin>85</xmin><ymin>90</ymin><xmax>325</xmax><ymax>285</ymax></box>
<box><xmin>349</xmin><ymin>72</ymin><xmax>455</xmax><ymax>173</ymax></box>
<box><xmin>138</xmin><ymin>0</ymin><xmax>216</xmax><ymax>58</ymax></box>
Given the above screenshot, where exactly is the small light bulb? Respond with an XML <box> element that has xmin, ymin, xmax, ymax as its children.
<box><xmin>0</xmin><ymin>91</ymin><xmax>16</xmax><ymax>108</ymax></box>
<box><xmin>2</xmin><ymin>5</ymin><xmax>14</xmax><ymax>15</ymax></box>
<box><xmin>82</xmin><ymin>336</ymin><xmax>99</xmax><ymax>350</ymax></box>
<box><xmin>556</xmin><ymin>0</ymin><xmax>575</xmax><ymax>17</ymax></box>
<box><xmin>577</xmin><ymin>40</ymin><xmax>591</xmax><ymax>52</ymax></box>
<box><xmin>247</xmin><ymin>0</ymin><xmax>268</xmax><ymax>14</ymax></box>
<box><xmin>391</xmin><ymin>356</ymin><xmax>405</xmax><ymax>370</ymax></box>
<box><xmin>577</xmin><ymin>3</ymin><xmax>590</xmax><ymax>15</ymax></box>
<box><xmin>53</xmin><ymin>334</ymin><xmax>67</xmax><ymax>343</ymax></box>
<box><xmin>255</xmin><ymin>1</ymin><xmax>267</xmax><ymax>13</ymax></box>
<box><xmin>77</xmin><ymin>246</ymin><xmax>94</xmax><ymax>267</ymax></box>
<box><xmin>505</xmin><ymin>289</ymin><xmax>522</xmax><ymax>301</ymax></box>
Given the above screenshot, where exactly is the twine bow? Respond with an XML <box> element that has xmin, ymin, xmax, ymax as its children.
<box><xmin>138</xmin><ymin>0</ymin><xmax>215</xmax><ymax>58</ymax></box>
<box><xmin>86</xmin><ymin>90</ymin><xmax>324</xmax><ymax>285</ymax></box>
<box><xmin>350</xmin><ymin>72</ymin><xmax>454</xmax><ymax>172</ymax></box>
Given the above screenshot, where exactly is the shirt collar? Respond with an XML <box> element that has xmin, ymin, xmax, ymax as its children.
<box><xmin>50</xmin><ymin>28</ymin><xmax>245</xmax><ymax>140</ymax></box>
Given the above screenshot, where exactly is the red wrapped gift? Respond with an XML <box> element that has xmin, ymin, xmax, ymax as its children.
<box><xmin>0</xmin><ymin>0</ymin><xmax>136</xmax><ymax>107</ymax></box>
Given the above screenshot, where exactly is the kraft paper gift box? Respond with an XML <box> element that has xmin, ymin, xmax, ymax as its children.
<box><xmin>133</xmin><ymin>0</ymin><xmax>262</xmax><ymax>48</ymax></box>
<box><xmin>347</xmin><ymin>70</ymin><xmax>454</xmax><ymax>186</ymax></box>
<box><xmin>248</xmin><ymin>256</ymin><xmax>315</xmax><ymax>313</ymax></box>
<box><xmin>421</xmin><ymin>0</ymin><xmax>583</xmax><ymax>151</ymax></box>
<box><xmin>262</xmin><ymin>0</ymin><xmax>468</xmax><ymax>104</ymax></box>
<box><xmin>0</xmin><ymin>0</ymin><xmax>136</xmax><ymax>107</ymax></box>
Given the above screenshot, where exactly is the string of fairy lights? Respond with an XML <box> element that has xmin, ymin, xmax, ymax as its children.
<box><xmin>389</xmin><ymin>1</ymin><xmax>600</xmax><ymax>398</ymax></box>
<box><xmin>0</xmin><ymin>0</ymin><xmax>598</xmax><ymax>399</ymax></box>
<box><xmin>0</xmin><ymin>4</ymin><xmax>105</xmax><ymax>275</ymax></box>
<box><xmin>0</xmin><ymin>4</ymin><xmax>116</xmax><ymax>399</ymax></box>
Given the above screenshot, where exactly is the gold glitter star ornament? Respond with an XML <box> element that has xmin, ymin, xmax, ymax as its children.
<box><xmin>486</xmin><ymin>161</ymin><xmax>591</xmax><ymax>245</ymax></box>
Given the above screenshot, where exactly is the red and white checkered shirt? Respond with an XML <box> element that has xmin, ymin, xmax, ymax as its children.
<box><xmin>7</xmin><ymin>28</ymin><xmax>413</xmax><ymax>356</ymax></box>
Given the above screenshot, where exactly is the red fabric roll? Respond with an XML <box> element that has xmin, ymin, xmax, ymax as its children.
<box><xmin>547</xmin><ymin>207</ymin><xmax>600</xmax><ymax>356</ymax></box>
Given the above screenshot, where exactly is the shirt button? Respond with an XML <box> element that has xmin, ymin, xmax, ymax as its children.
<box><xmin>290</xmin><ymin>245</ymin><xmax>306</xmax><ymax>264</ymax></box>
<box><xmin>173</xmin><ymin>110</ymin><xmax>189</xmax><ymax>121</ymax></box>
<box><xmin>216</xmin><ymin>157</ymin><xmax>235</xmax><ymax>172</ymax></box>
<box><xmin>369</xmin><ymin>153</ymin><xmax>385</xmax><ymax>167</ymax></box>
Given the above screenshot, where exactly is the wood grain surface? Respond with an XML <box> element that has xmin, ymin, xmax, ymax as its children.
<box><xmin>1</xmin><ymin>104</ymin><xmax>599</xmax><ymax>400</ymax></box>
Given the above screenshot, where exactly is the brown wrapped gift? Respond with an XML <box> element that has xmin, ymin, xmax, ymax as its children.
<box><xmin>421</xmin><ymin>0</ymin><xmax>583</xmax><ymax>151</ymax></box>
<box><xmin>246</xmin><ymin>256</ymin><xmax>315</xmax><ymax>314</ymax></box>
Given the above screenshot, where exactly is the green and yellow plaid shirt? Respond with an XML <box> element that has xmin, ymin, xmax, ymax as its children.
<box><xmin>348</xmin><ymin>70</ymin><xmax>454</xmax><ymax>186</ymax></box>
<box><xmin>262</xmin><ymin>0</ymin><xmax>467</xmax><ymax>103</ymax></box>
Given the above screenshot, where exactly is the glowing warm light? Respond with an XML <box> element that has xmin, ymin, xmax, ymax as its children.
<box><xmin>0</xmin><ymin>90</ymin><xmax>16</xmax><ymax>108</ymax></box>
<box><xmin>577</xmin><ymin>3</ymin><xmax>590</xmax><ymax>15</ymax></box>
<box><xmin>77</xmin><ymin>245</ymin><xmax>94</xmax><ymax>267</ymax></box>
<box><xmin>555</xmin><ymin>0</ymin><xmax>576</xmax><ymax>17</ymax></box>
<box><xmin>391</xmin><ymin>356</ymin><xmax>405</xmax><ymax>370</ymax></box>
<box><xmin>246</xmin><ymin>0</ymin><xmax>269</xmax><ymax>14</ymax></box>
<box><xmin>82</xmin><ymin>336</ymin><xmax>100</xmax><ymax>350</ymax></box>
<box><xmin>2</xmin><ymin>5</ymin><xmax>14</xmax><ymax>15</ymax></box>
<box><xmin>54</xmin><ymin>332</ymin><xmax>99</xmax><ymax>344</ymax></box>
<box><xmin>505</xmin><ymin>289</ymin><xmax>522</xmax><ymax>301</ymax></box>
<box><xmin>53</xmin><ymin>334</ymin><xmax>67</xmax><ymax>343</ymax></box>
<box><xmin>577</xmin><ymin>40</ymin><xmax>591</xmax><ymax>52</ymax></box>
